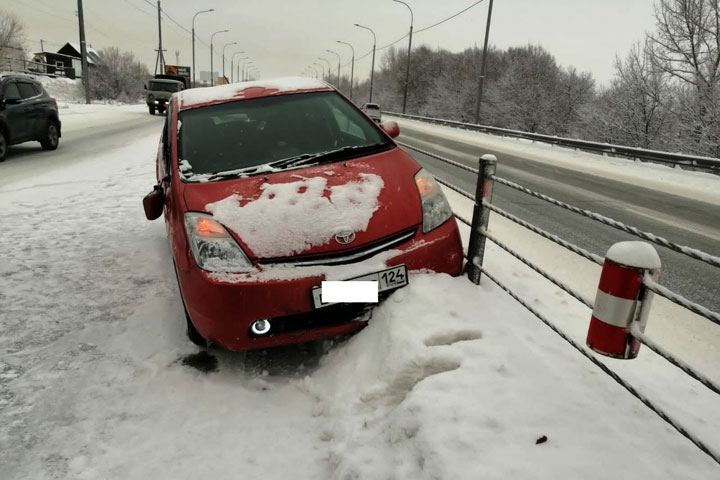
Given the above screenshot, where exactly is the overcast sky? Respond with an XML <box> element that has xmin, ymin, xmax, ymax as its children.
<box><xmin>6</xmin><ymin>0</ymin><xmax>657</xmax><ymax>85</ymax></box>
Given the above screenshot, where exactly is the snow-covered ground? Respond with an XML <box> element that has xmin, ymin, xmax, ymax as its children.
<box><xmin>393</xmin><ymin>117</ymin><xmax>720</xmax><ymax>205</ymax></box>
<box><xmin>1</xmin><ymin>104</ymin><xmax>719</xmax><ymax>478</ymax></box>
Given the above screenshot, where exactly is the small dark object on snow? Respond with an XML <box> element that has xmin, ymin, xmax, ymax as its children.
<box><xmin>182</xmin><ymin>351</ymin><xmax>218</xmax><ymax>373</ymax></box>
<box><xmin>535</xmin><ymin>435</ymin><xmax>548</xmax><ymax>445</ymax></box>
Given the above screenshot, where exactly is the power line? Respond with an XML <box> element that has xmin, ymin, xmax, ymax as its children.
<box><xmin>415</xmin><ymin>0</ymin><xmax>486</xmax><ymax>33</ymax></box>
<box><xmin>346</xmin><ymin>0</ymin><xmax>487</xmax><ymax>66</ymax></box>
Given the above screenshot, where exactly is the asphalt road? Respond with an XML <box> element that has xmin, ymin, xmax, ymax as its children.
<box><xmin>0</xmin><ymin>110</ymin><xmax>163</xmax><ymax>187</ymax></box>
<box><xmin>397</xmin><ymin>122</ymin><xmax>720</xmax><ymax>313</ymax></box>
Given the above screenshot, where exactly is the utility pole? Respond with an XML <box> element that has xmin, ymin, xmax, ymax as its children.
<box><xmin>76</xmin><ymin>0</ymin><xmax>91</xmax><ymax>104</ymax></box>
<box><xmin>474</xmin><ymin>0</ymin><xmax>494</xmax><ymax>124</ymax></box>
<box><xmin>175</xmin><ymin>50</ymin><xmax>179</xmax><ymax>65</ymax></box>
<box><xmin>154</xmin><ymin>0</ymin><xmax>166</xmax><ymax>74</ymax></box>
<box><xmin>40</xmin><ymin>39</ymin><xmax>45</xmax><ymax>52</ymax></box>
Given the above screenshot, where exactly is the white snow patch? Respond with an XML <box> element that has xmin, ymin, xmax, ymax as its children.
<box><xmin>178</xmin><ymin>76</ymin><xmax>330</xmax><ymax>109</ymax></box>
<box><xmin>207</xmin><ymin>174</ymin><xmax>384</xmax><ymax>258</ymax></box>
<box><xmin>178</xmin><ymin>159</ymin><xmax>192</xmax><ymax>173</ymax></box>
<box><xmin>606</xmin><ymin>241</ymin><xmax>662</xmax><ymax>269</ymax></box>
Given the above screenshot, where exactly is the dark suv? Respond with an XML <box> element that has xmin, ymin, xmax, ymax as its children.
<box><xmin>0</xmin><ymin>74</ymin><xmax>61</xmax><ymax>162</ymax></box>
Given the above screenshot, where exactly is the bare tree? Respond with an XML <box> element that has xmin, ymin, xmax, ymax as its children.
<box><xmin>0</xmin><ymin>9</ymin><xmax>26</xmax><ymax>60</ymax></box>
<box><xmin>587</xmin><ymin>43</ymin><xmax>675</xmax><ymax>148</ymax></box>
<box><xmin>90</xmin><ymin>47</ymin><xmax>151</xmax><ymax>103</ymax></box>
<box><xmin>647</xmin><ymin>0</ymin><xmax>720</xmax><ymax>155</ymax></box>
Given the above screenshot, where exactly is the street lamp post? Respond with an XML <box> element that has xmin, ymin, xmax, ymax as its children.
<box><xmin>243</xmin><ymin>62</ymin><xmax>253</xmax><ymax>81</ymax></box>
<box><xmin>318</xmin><ymin>57</ymin><xmax>331</xmax><ymax>82</ymax></box>
<box><xmin>210</xmin><ymin>29</ymin><xmax>228</xmax><ymax>86</ymax></box>
<box><xmin>231</xmin><ymin>53</ymin><xmax>246</xmax><ymax>83</ymax></box>
<box><xmin>354</xmin><ymin>23</ymin><xmax>376</xmax><ymax>102</ymax></box>
<box><xmin>313</xmin><ymin>62</ymin><xmax>325</xmax><ymax>81</ymax></box>
<box><xmin>393</xmin><ymin>0</ymin><xmax>413</xmax><ymax>113</ymax></box>
<box><xmin>336</xmin><ymin>40</ymin><xmax>355</xmax><ymax>101</ymax></box>
<box><xmin>308</xmin><ymin>66</ymin><xmax>319</xmax><ymax>79</ymax></box>
<box><xmin>222</xmin><ymin>41</ymin><xmax>237</xmax><ymax>82</ymax></box>
<box><xmin>326</xmin><ymin>49</ymin><xmax>341</xmax><ymax>89</ymax></box>
<box><xmin>474</xmin><ymin>0</ymin><xmax>494</xmax><ymax>124</ymax></box>
<box><xmin>192</xmin><ymin>8</ymin><xmax>214</xmax><ymax>87</ymax></box>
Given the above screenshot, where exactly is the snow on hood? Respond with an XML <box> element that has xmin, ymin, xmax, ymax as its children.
<box><xmin>178</xmin><ymin>76</ymin><xmax>331</xmax><ymax>110</ymax></box>
<box><xmin>206</xmin><ymin>174</ymin><xmax>384</xmax><ymax>258</ymax></box>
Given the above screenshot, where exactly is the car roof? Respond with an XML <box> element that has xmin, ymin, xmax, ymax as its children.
<box><xmin>0</xmin><ymin>73</ymin><xmax>39</xmax><ymax>83</ymax></box>
<box><xmin>149</xmin><ymin>78</ymin><xmax>183</xmax><ymax>84</ymax></box>
<box><xmin>177</xmin><ymin>76</ymin><xmax>333</xmax><ymax>111</ymax></box>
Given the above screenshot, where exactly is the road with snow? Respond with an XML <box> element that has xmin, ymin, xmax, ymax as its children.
<box><xmin>396</xmin><ymin>120</ymin><xmax>720</xmax><ymax>313</ymax></box>
<box><xmin>1</xmin><ymin>102</ymin><xmax>719</xmax><ymax>479</ymax></box>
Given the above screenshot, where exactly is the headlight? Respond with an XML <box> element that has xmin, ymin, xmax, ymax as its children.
<box><xmin>414</xmin><ymin>169</ymin><xmax>453</xmax><ymax>233</ymax></box>
<box><xmin>183</xmin><ymin>213</ymin><xmax>255</xmax><ymax>273</ymax></box>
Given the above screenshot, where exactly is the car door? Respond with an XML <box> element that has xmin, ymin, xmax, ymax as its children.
<box><xmin>17</xmin><ymin>81</ymin><xmax>44</xmax><ymax>138</ymax></box>
<box><xmin>1</xmin><ymin>81</ymin><xmax>30</xmax><ymax>142</ymax></box>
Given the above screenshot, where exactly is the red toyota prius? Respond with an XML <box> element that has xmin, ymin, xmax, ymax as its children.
<box><xmin>143</xmin><ymin>77</ymin><xmax>463</xmax><ymax>351</ymax></box>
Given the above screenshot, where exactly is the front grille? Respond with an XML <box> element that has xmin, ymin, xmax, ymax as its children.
<box><xmin>258</xmin><ymin>228</ymin><xmax>416</xmax><ymax>267</ymax></box>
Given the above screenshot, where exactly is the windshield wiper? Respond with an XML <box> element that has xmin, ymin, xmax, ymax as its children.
<box><xmin>268</xmin><ymin>143</ymin><xmax>390</xmax><ymax>171</ymax></box>
<box><xmin>202</xmin><ymin>165</ymin><xmax>265</xmax><ymax>182</ymax></box>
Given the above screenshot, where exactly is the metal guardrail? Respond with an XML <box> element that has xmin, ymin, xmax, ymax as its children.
<box><xmin>398</xmin><ymin>140</ymin><xmax>720</xmax><ymax>466</ymax></box>
<box><xmin>387</xmin><ymin>111</ymin><xmax>720</xmax><ymax>175</ymax></box>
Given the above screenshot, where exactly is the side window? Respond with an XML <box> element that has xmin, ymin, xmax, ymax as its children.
<box><xmin>17</xmin><ymin>82</ymin><xmax>39</xmax><ymax>99</ymax></box>
<box><xmin>329</xmin><ymin>106</ymin><xmax>366</xmax><ymax>141</ymax></box>
<box><xmin>2</xmin><ymin>82</ymin><xmax>21</xmax><ymax>100</ymax></box>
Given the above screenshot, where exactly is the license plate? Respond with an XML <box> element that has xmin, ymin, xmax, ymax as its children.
<box><xmin>311</xmin><ymin>265</ymin><xmax>408</xmax><ymax>309</ymax></box>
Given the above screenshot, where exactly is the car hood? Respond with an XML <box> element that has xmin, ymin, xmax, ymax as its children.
<box><xmin>181</xmin><ymin>147</ymin><xmax>422</xmax><ymax>260</ymax></box>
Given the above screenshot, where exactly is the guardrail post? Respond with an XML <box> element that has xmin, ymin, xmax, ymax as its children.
<box><xmin>586</xmin><ymin>241</ymin><xmax>661</xmax><ymax>359</ymax></box>
<box><xmin>466</xmin><ymin>154</ymin><xmax>497</xmax><ymax>284</ymax></box>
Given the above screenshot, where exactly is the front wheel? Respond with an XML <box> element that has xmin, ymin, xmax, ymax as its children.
<box><xmin>149</xmin><ymin>106</ymin><xmax>156</xmax><ymax>115</ymax></box>
<box><xmin>0</xmin><ymin>130</ymin><xmax>7</xmax><ymax>162</ymax></box>
<box><xmin>186</xmin><ymin>309</ymin><xmax>208</xmax><ymax>347</ymax></box>
<box><xmin>40</xmin><ymin>121</ymin><xmax>59</xmax><ymax>151</ymax></box>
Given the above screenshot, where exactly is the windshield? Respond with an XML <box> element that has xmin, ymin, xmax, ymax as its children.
<box><xmin>178</xmin><ymin>91</ymin><xmax>392</xmax><ymax>179</ymax></box>
<box><xmin>149</xmin><ymin>81</ymin><xmax>180</xmax><ymax>92</ymax></box>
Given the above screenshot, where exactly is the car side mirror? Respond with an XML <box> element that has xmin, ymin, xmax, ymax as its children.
<box><xmin>143</xmin><ymin>185</ymin><xmax>164</xmax><ymax>220</ymax></box>
<box><xmin>3</xmin><ymin>95</ymin><xmax>22</xmax><ymax>105</ymax></box>
<box><xmin>381</xmin><ymin>120</ymin><xmax>400</xmax><ymax>139</ymax></box>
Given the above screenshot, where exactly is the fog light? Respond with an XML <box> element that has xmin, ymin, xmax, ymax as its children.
<box><xmin>251</xmin><ymin>319</ymin><xmax>271</xmax><ymax>335</ymax></box>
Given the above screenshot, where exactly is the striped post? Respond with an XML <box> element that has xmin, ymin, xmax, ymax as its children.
<box><xmin>466</xmin><ymin>154</ymin><xmax>497</xmax><ymax>284</ymax></box>
<box><xmin>586</xmin><ymin>241</ymin><xmax>661</xmax><ymax>359</ymax></box>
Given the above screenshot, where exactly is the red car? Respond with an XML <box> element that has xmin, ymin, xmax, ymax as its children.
<box><xmin>143</xmin><ymin>77</ymin><xmax>463</xmax><ymax>351</ymax></box>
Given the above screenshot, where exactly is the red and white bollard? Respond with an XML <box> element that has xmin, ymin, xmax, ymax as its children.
<box><xmin>586</xmin><ymin>241</ymin><xmax>661</xmax><ymax>359</ymax></box>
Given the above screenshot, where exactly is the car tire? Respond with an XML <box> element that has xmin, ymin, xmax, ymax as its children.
<box><xmin>40</xmin><ymin>121</ymin><xmax>60</xmax><ymax>151</ymax></box>
<box><xmin>185</xmin><ymin>309</ymin><xmax>208</xmax><ymax>347</ymax></box>
<box><xmin>149</xmin><ymin>106</ymin><xmax>156</xmax><ymax>115</ymax></box>
<box><xmin>0</xmin><ymin>129</ymin><xmax>7</xmax><ymax>162</ymax></box>
<box><xmin>158</xmin><ymin>107</ymin><xmax>165</xmax><ymax>115</ymax></box>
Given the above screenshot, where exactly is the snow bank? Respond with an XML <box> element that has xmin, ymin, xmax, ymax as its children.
<box><xmin>300</xmin><ymin>274</ymin><xmax>720</xmax><ymax>479</ymax></box>
<box><xmin>395</xmin><ymin>117</ymin><xmax>720</xmax><ymax>205</ymax></box>
<box><xmin>207</xmin><ymin>174</ymin><xmax>384</xmax><ymax>257</ymax></box>
<box><xmin>178</xmin><ymin>76</ymin><xmax>330</xmax><ymax>109</ymax></box>
<box><xmin>36</xmin><ymin>75</ymin><xmax>85</xmax><ymax>104</ymax></box>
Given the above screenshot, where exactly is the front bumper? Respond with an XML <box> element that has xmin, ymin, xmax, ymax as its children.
<box><xmin>176</xmin><ymin>220</ymin><xmax>463</xmax><ymax>351</ymax></box>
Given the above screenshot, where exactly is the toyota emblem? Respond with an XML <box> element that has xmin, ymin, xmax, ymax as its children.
<box><xmin>334</xmin><ymin>230</ymin><xmax>356</xmax><ymax>245</ymax></box>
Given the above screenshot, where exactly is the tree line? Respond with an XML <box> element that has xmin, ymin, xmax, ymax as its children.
<box><xmin>347</xmin><ymin>0</ymin><xmax>720</xmax><ymax>158</ymax></box>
